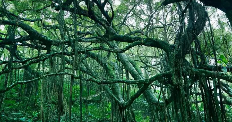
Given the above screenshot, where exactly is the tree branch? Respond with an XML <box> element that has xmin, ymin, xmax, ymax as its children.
<box><xmin>0</xmin><ymin>72</ymin><xmax>77</xmax><ymax>93</ymax></box>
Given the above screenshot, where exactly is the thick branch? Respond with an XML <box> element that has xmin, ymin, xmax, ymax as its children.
<box><xmin>190</xmin><ymin>68</ymin><xmax>232</xmax><ymax>83</ymax></box>
<box><xmin>111</xmin><ymin>35</ymin><xmax>172</xmax><ymax>55</ymax></box>
<box><xmin>162</xmin><ymin>0</ymin><xmax>232</xmax><ymax>25</ymax></box>
<box><xmin>0</xmin><ymin>20</ymin><xmax>54</xmax><ymax>49</ymax></box>
<box><xmin>123</xmin><ymin>71</ymin><xmax>171</xmax><ymax>109</ymax></box>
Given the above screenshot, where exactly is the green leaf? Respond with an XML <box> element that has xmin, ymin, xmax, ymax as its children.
<box><xmin>220</xmin><ymin>55</ymin><xmax>228</xmax><ymax>64</ymax></box>
<box><xmin>217</xmin><ymin>60</ymin><xmax>222</xmax><ymax>64</ymax></box>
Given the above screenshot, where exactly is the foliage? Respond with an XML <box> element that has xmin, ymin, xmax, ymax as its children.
<box><xmin>0</xmin><ymin>0</ymin><xmax>232</xmax><ymax>121</ymax></box>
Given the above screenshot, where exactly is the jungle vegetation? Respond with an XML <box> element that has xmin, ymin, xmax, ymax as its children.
<box><xmin>0</xmin><ymin>0</ymin><xmax>232</xmax><ymax>121</ymax></box>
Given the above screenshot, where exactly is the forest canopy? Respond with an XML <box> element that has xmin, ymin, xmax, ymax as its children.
<box><xmin>0</xmin><ymin>0</ymin><xmax>232</xmax><ymax>121</ymax></box>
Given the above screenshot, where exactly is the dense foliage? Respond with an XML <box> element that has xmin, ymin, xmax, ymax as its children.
<box><xmin>0</xmin><ymin>0</ymin><xmax>232</xmax><ymax>121</ymax></box>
